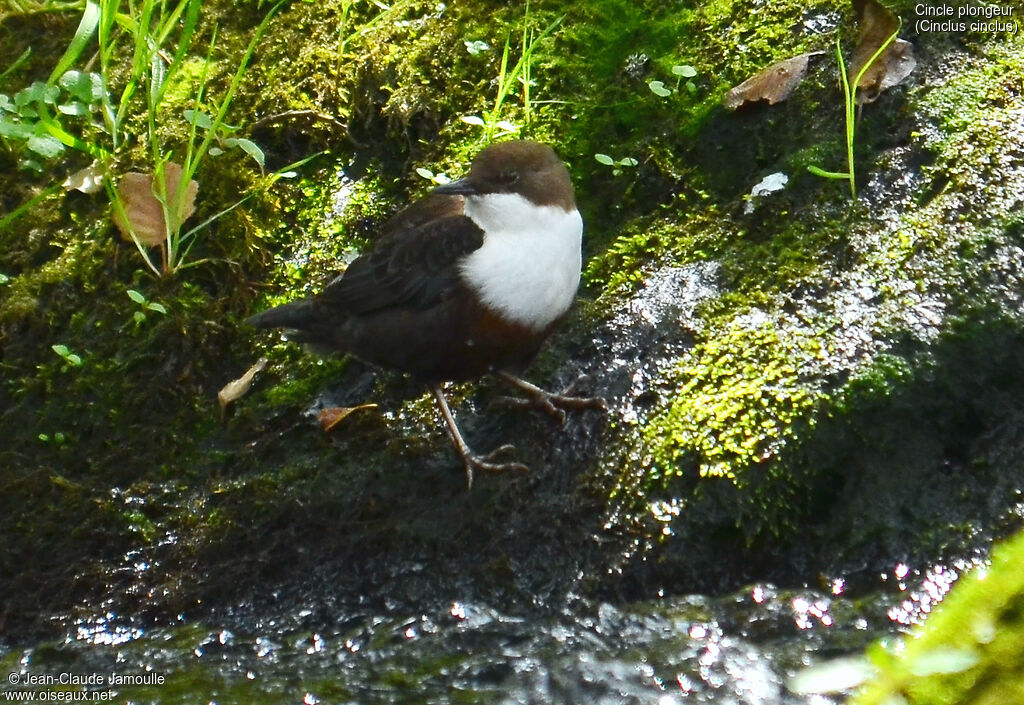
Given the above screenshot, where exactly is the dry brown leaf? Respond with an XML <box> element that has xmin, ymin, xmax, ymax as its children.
<box><xmin>850</xmin><ymin>0</ymin><xmax>916</xmax><ymax>104</ymax></box>
<box><xmin>218</xmin><ymin>357</ymin><xmax>268</xmax><ymax>417</ymax></box>
<box><xmin>724</xmin><ymin>52</ymin><xmax>821</xmax><ymax>109</ymax></box>
<box><xmin>318</xmin><ymin>404</ymin><xmax>378</xmax><ymax>433</ymax></box>
<box><xmin>112</xmin><ymin>162</ymin><xmax>198</xmax><ymax>247</ymax></box>
<box><xmin>854</xmin><ymin>38</ymin><xmax>915</xmax><ymax>104</ymax></box>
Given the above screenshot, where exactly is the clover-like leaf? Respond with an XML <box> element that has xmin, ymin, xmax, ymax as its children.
<box><xmin>0</xmin><ymin>117</ymin><xmax>33</xmax><ymax>140</ymax></box>
<box><xmin>57</xmin><ymin>101</ymin><xmax>89</xmax><ymax>117</ymax></box>
<box><xmin>51</xmin><ymin>344</ymin><xmax>83</xmax><ymax>367</ymax></box>
<box><xmin>26</xmin><ymin>134</ymin><xmax>65</xmax><ymax>159</ymax></box>
<box><xmin>225</xmin><ymin>137</ymin><xmax>265</xmax><ymax>168</ymax></box>
<box><xmin>183</xmin><ymin>109</ymin><xmax>215</xmax><ymax>130</ymax></box>
<box><xmin>16</xmin><ymin>81</ymin><xmax>59</xmax><ymax>107</ymax></box>
<box><xmin>648</xmin><ymin>80</ymin><xmax>671</xmax><ymax>97</ymax></box>
<box><xmin>58</xmin><ymin>70</ymin><xmax>105</xmax><ymax>103</ymax></box>
<box><xmin>464</xmin><ymin>40</ymin><xmax>490</xmax><ymax>55</ymax></box>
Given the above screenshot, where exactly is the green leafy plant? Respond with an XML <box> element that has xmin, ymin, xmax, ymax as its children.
<box><xmin>183</xmin><ymin>110</ymin><xmax>265</xmax><ymax>169</ymax></box>
<box><xmin>51</xmin><ymin>343</ymin><xmax>83</xmax><ymax>367</ymax></box>
<box><xmin>648</xmin><ymin>64</ymin><xmax>699</xmax><ymax>98</ymax></box>
<box><xmin>37</xmin><ymin>431</ymin><xmax>69</xmax><ymax>446</ymax></box>
<box><xmin>0</xmin><ymin>0</ymin><xmax>294</xmax><ymax>277</ymax></box>
<box><xmin>126</xmin><ymin>288</ymin><xmax>168</xmax><ymax>324</ymax></box>
<box><xmin>101</xmin><ymin>0</ymin><xmax>283</xmax><ymax>275</ymax></box>
<box><xmin>0</xmin><ymin>81</ymin><xmax>64</xmax><ymax>170</ymax></box>
<box><xmin>460</xmin><ymin>4</ymin><xmax>563</xmax><ymax>142</ymax></box>
<box><xmin>414</xmin><ymin>166</ymin><xmax>451</xmax><ymax>186</ymax></box>
<box><xmin>673</xmin><ymin>64</ymin><xmax>698</xmax><ymax>94</ymax></box>
<box><xmin>464</xmin><ymin>39</ymin><xmax>490</xmax><ymax>56</ymax></box>
<box><xmin>594</xmin><ymin>153</ymin><xmax>638</xmax><ymax>176</ymax></box>
<box><xmin>808</xmin><ymin>24</ymin><xmax>900</xmax><ymax>199</ymax></box>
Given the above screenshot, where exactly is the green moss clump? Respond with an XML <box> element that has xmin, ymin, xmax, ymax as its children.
<box><xmin>2</xmin><ymin>0</ymin><xmax>1024</xmax><ymax>641</ymax></box>
<box><xmin>853</xmin><ymin>527</ymin><xmax>1024</xmax><ymax>705</ymax></box>
<box><xmin>645</xmin><ymin>314</ymin><xmax>825</xmax><ymax>481</ymax></box>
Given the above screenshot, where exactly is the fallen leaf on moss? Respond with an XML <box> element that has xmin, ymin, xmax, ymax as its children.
<box><xmin>218</xmin><ymin>357</ymin><xmax>268</xmax><ymax>418</ymax></box>
<box><xmin>744</xmin><ymin>172</ymin><xmax>789</xmax><ymax>214</ymax></box>
<box><xmin>62</xmin><ymin>161</ymin><xmax>104</xmax><ymax>194</ymax></box>
<box><xmin>112</xmin><ymin>162</ymin><xmax>198</xmax><ymax>247</ymax></box>
<box><xmin>850</xmin><ymin>0</ymin><xmax>916</xmax><ymax>104</ymax></box>
<box><xmin>318</xmin><ymin>404</ymin><xmax>378</xmax><ymax>433</ymax></box>
<box><xmin>724</xmin><ymin>52</ymin><xmax>821</xmax><ymax>109</ymax></box>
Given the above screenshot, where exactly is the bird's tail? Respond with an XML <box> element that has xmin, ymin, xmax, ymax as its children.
<box><xmin>246</xmin><ymin>299</ymin><xmax>350</xmax><ymax>350</ymax></box>
<box><xmin>245</xmin><ymin>300</ymin><xmax>320</xmax><ymax>331</ymax></box>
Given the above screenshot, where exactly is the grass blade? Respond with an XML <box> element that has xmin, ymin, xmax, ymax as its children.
<box><xmin>48</xmin><ymin>0</ymin><xmax>100</xmax><ymax>84</ymax></box>
<box><xmin>187</xmin><ymin>1</ymin><xmax>284</xmax><ymax>178</ymax></box>
<box><xmin>149</xmin><ymin>45</ymin><xmax>166</xmax><ymax>109</ymax></box>
<box><xmin>807</xmin><ymin>165</ymin><xmax>850</xmax><ymax>179</ymax></box>
<box><xmin>0</xmin><ymin>183</ymin><xmax>62</xmax><ymax>235</ymax></box>
<box><xmin>0</xmin><ymin>48</ymin><xmax>32</xmax><ymax>88</ymax></box>
<box><xmin>35</xmin><ymin>105</ymin><xmax>110</xmax><ymax>159</ymax></box>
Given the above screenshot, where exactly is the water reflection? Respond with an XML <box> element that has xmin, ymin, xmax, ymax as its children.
<box><xmin>2</xmin><ymin>560</ymin><xmax>976</xmax><ymax>705</ymax></box>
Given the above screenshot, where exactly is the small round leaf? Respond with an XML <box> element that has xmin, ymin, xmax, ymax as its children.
<box><xmin>648</xmin><ymin>80</ymin><xmax>671</xmax><ymax>97</ymax></box>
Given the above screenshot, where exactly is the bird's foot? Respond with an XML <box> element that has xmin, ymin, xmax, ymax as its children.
<box><xmin>458</xmin><ymin>444</ymin><xmax>529</xmax><ymax>489</ymax></box>
<box><xmin>430</xmin><ymin>385</ymin><xmax>530</xmax><ymax>489</ymax></box>
<box><xmin>494</xmin><ymin>372</ymin><xmax>608</xmax><ymax>425</ymax></box>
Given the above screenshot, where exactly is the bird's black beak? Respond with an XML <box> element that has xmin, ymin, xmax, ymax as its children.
<box><xmin>432</xmin><ymin>178</ymin><xmax>477</xmax><ymax>196</ymax></box>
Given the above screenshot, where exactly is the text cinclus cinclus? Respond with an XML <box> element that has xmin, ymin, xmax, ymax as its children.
<box><xmin>246</xmin><ymin>140</ymin><xmax>606</xmax><ymax>486</ymax></box>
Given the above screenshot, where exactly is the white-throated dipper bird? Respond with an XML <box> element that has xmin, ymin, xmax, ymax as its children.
<box><xmin>246</xmin><ymin>140</ymin><xmax>606</xmax><ymax>486</ymax></box>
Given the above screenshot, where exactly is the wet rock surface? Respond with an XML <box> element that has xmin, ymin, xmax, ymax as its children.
<box><xmin>2</xmin><ymin>1</ymin><xmax>1024</xmax><ymax>702</ymax></box>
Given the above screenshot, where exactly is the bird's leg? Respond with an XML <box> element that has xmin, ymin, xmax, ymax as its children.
<box><xmin>493</xmin><ymin>371</ymin><xmax>608</xmax><ymax>426</ymax></box>
<box><xmin>430</xmin><ymin>385</ymin><xmax>529</xmax><ymax>488</ymax></box>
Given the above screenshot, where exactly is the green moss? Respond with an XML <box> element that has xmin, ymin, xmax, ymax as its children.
<box><xmin>0</xmin><ymin>223</ymin><xmax>110</xmax><ymax>323</ymax></box>
<box><xmin>255</xmin><ymin>167</ymin><xmax>393</xmax><ymax>305</ymax></box>
<box><xmin>854</xmin><ymin>527</ymin><xmax>1024</xmax><ymax>705</ymax></box>
<box><xmin>257</xmin><ymin>352</ymin><xmax>351</xmax><ymax>408</ymax></box>
<box><xmin>584</xmin><ymin>208</ymin><xmax>724</xmax><ymax>293</ymax></box>
<box><xmin>645</xmin><ymin>314</ymin><xmax>826</xmax><ymax>482</ymax></box>
<box><xmin>1</xmin><ymin>0</ymin><xmax>1023</xmax><ymax>640</ymax></box>
<box><xmin>918</xmin><ymin>41</ymin><xmax>1024</xmax><ymax>150</ymax></box>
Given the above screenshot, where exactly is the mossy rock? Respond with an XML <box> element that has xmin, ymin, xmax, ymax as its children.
<box><xmin>2</xmin><ymin>0</ymin><xmax>1024</xmax><ymax>644</ymax></box>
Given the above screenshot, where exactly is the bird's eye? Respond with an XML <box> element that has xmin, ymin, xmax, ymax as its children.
<box><xmin>500</xmin><ymin>169</ymin><xmax>520</xmax><ymax>185</ymax></box>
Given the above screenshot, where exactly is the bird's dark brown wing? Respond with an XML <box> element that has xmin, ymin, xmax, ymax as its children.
<box><xmin>319</xmin><ymin>193</ymin><xmax>484</xmax><ymax>315</ymax></box>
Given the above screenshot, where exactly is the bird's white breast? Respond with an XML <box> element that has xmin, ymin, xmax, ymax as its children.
<box><xmin>459</xmin><ymin>193</ymin><xmax>583</xmax><ymax>331</ymax></box>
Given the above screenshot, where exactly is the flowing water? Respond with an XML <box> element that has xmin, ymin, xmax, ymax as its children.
<box><xmin>0</xmin><ymin>553</ymin><xmax>984</xmax><ymax>704</ymax></box>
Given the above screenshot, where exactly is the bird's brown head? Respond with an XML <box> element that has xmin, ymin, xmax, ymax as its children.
<box><xmin>434</xmin><ymin>140</ymin><xmax>576</xmax><ymax>210</ymax></box>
